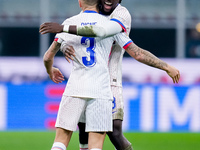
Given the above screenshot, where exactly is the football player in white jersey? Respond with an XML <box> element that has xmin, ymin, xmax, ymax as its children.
<box><xmin>40</xmin><ymin>1</ymin><xmax>133</xmax><ymax>150</ymax></box>
<box><xmin>40</xmin><ymin>1</ymin><xmax>180</xmax><ymax>150</ymax></box>
<box><xmin>43</xmin><ymin>0</ymin><xmax>135</xmax><ymax>150</ymax></box>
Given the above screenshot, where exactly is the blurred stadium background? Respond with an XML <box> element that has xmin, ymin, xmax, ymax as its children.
<box><xmin>0</xmin><ymin>0</ymin><xmax>200</xmax><ymax>150</ymax></box>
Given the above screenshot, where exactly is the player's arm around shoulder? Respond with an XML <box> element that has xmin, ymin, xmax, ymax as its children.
<box><xmin>39</xmin><ymin>17</ymin><xmax>73</xmax><ymax>34</ymax></box>
<box><xmin>39</xmin><ymin>14</ymin><xmax>122</xmax><ymax>38</ymax></box>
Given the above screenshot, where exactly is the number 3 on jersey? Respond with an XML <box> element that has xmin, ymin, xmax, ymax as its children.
<box><xmin>81</xmin><ymin>37</ymin><xmax>96</xmax><ymax>67</ymax></box>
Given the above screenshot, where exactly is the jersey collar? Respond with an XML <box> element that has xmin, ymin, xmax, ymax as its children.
<box><xmin>83</xmin><ymin>10</ymin><xmax>98</xmax><ymax>13</ymax></box>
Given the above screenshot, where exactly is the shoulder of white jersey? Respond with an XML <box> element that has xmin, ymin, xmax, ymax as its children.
<box><xmin>55</xmin><ymin>14</ymin><xmax>81</xmax><ymax>43</ymax></box>
<box><xmin>115</xmin><ymin>4</ymin><xmax>130</xmax><ymax>12</ymax></box>
<box><xmin>113</xmin><ymin>32</ymin><xmax>133</xmax><ymax>49</ymax></box>
<box><xmin>110</xmin><ymin>4</ymin><xmax>131</xmax><ymax>33</ymax></box>
<box><xmin>112</xmin><ymin>4</ymin><xmax>131</xmax><ymax>19</ymax></box>
<box><xmin>61</xmin><ymin>14</ymin><xmax>81</xmax><ymax>25</ymax></box>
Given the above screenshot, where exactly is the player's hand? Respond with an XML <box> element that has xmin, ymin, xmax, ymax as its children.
<box><xmin>48</xmin><ymin>67</ymin><xmax>65</xmax><ymax>84</ymax></box>
<box><xmin>166</xmin><ymin>65</ymin><xmax>180</xmax><ymax>84</ymax></box>
<box><xmin>62</xmin><ymin>45</ymin><xmax>76</xmax><ymax>63</ymax></box>
<box><xmin>39</xmin><ymin>22</ymin><xmax>64</xmax><ymax>34</ymax></box>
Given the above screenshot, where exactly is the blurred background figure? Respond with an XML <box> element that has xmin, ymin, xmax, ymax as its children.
<box><xmin>186</xmin><ymin>29</ymin><xmax>200</xmax><ymax>58</ymax></box>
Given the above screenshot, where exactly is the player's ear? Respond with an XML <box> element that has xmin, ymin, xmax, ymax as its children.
<box><xmin>78</xmin><ymin>0</ymin><xmax>82</xmax><ymax>8</ymax></box>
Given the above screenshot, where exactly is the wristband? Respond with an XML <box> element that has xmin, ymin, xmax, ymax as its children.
<box><xmin>63</xmin><ymin>25</ymin><xmax>69</xmax><ymax>33</ymax></box>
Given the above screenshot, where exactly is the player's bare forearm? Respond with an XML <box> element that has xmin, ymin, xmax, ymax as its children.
<box><xmin>43</xmin><ymin>41</ymin><xmax>61</xmax><ymax>74</ymax></box>
<box><xmin>126</xmin><ymin>43</ymin><xmax>180</xmax><ymax>83</ymax></box>
<box><xmin>126</xmin><ymin>43</ymin><xmax>168</xmax><ymax>71</ymax></box>
<box><xmin>39</xmin><ymin>22</ymin><xmax>98</xmax><ymax>37</ymax></box>
<box><xmin>40</xmin><ymin>22</ymin><xmax>78</xmax><ymax>35</ymax></box>
<box><xmin>43</xmin><ymin>41</ymin><xmax>64</xmax><ymax>83</ymax></box>
<box><xmin>40</xmin><ymin>22</ymin><xmax>64</xmax><ymax>34</ymax></box>
<box><xmin>44</xmin><ymin>56</ymin><xmax>54</xmax><ymax>75</ymax></box>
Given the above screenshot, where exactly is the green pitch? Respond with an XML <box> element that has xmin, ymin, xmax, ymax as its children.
<box><xmin>0</xmin><ymin>131</ymin><xmax>200</xmax><ymax>150</ymax></box>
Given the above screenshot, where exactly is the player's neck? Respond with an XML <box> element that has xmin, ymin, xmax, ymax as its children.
<box><xmin>82</xmin><ymin>5</ymin><xmax>99</xmax><ymax>13</ymax></box>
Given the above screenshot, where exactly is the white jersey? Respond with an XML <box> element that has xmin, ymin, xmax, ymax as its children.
<box><xmin>108</xmin><ymin>4</ymin><xmax>132</xmax><ymax>87</ymax></box>
<box><xmin>55</xmin><ymin>11</ymin><xmax>132</xmax><ymax>99</ymax></box>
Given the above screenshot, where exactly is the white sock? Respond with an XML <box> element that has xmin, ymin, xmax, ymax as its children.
<box><xmin>80</xmin><ymin>143</ymin><xmax>88</xmax><ymax>150</ymax></box>
<box><xmin>90</xmin><ymin>149</ymin><xmax>101</xmax><ymax>150</ymax></box>
<box><xmin>51</xmin><ymin>142</ymin><xmax>66</xmax><ymax>150</ymax></box>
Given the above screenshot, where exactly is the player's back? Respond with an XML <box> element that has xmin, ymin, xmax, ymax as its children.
<box><xmin>56</xmin><ymin>11</ymin><xmax>114</xmax><ymax>99</ymax></box>
<box><xmin>56</xmin><ymin>11</ymin><xmax>131</xmax><ymax>99</ymax></box>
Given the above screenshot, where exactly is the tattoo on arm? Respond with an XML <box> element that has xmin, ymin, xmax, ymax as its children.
<box><xmin>126</xmin><ymin>44</ymin><xmax>168</xmax><ymax>71</ymax></box>
<box><xmin>51</xmin><ymin>41</ymin><xmax>61</xmax><ymax>53</ymax></box>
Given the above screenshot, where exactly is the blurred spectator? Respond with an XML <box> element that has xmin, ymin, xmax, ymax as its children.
<box><xmin>186</xmin><ymin>29</ymin><xmax>200</xmax><ymax>58</ymax></box>
<box><xmin>0</xmin><ymin>30</ymin><xmax>2</xmax><ymax>55</ymax></box>
<box><xmin>0</xmin><ymin>40</ymin><xmax>2</xmax><ymax>55</ymax></box>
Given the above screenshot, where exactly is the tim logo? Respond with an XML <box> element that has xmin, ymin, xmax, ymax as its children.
<box><xmin>81</xmin><ymin>22</ymin><xmax>97</xmax><ymax>26</ymax></box>
<box><xmin>123</xmin><ymin>85</ymin><xmax>200</xmax><ymax>132</ymax></box>
<box><xmin>0</xmin><ymin>85</ymin><xmax>7</xmax><ymax>130</ymax></box>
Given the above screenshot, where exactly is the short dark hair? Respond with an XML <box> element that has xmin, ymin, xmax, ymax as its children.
<box><xmin>84</xmin><ymin>0</ymin><xmax>98</xmax><ymax>6</ymax></box>
<box><xmin>119</xmin><ymin>0</ymin><xmax>122</xmax><ymax>3</ymax></box>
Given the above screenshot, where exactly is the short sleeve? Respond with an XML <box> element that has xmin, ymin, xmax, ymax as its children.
<box><xmin>113</xmin><ymin>33</ymin><xmax>133</xmax><ymax>49</ymax></box>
